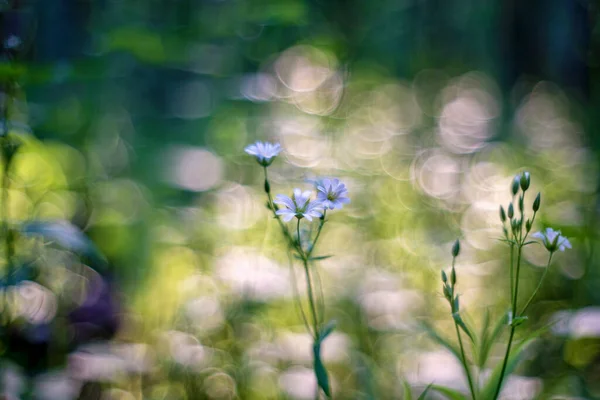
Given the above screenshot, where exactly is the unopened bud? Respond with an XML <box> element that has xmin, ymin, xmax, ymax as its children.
<box><xmin>441</xmin><ymin>270</ymin><xmax>448</xmax><ymax>283</ymax></box>
<box><xmin>511</xmin><ymin>175</ymin><xmax>520</xmax><ymax>196</ymax></box>
<box><xmin>518</xmin><ymin>195</ymin><xmax>524</xmax><ymax>212</ymax></box>
<box><xmin>520</xmin><ymin>172</ymin><xmax>530</xmax><ymax>191</ymax></box>
<box><xmin>499</xmin><ymin>206</ymin><xmax>506</xmax><ymax>222</ymax></box>
<box><xmin>452</xmin><ymin>239</ymin><xmax>460</xmax><ymax>257</ymax></box>
<box><xmin>508</xmin><ymin>203</ymin><xmax>514</xmax><ymax>219</ymax></box>
<box><xmin>533</xmin><ymin>193</ymin><xmax>541</xmax><ymax>212</ymax></box>
<box><xmin>453</xmin><ymin>296</ymin><xmax>460</xmax><ymax>312</ymax></box>
<box><xmin>264</xmin><ymin>179</ymin><xmax>270</xmax><ymax>193</ymax></box>
<box><xmin>451</xmin><ymin>268</ymin><xmax>457</xmax><ymax>285</ymax></box>
<box><xmin>443</xmin><ymin>284</ymin><xmax>452</xmax><ymax>301</ymax></box>
<box><xmin>525</xmin><ymin>219</ymin><xmax>532</xmax><ymax>232</ymax></box>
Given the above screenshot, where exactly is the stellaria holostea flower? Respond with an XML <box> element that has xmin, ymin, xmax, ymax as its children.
<box><xmin>244</xmin><ymin>141</ymin><xmax>281</xmax><ymax>166</ymax></box>
<box><xmin>274</xmin><ymin>189</ymin><xmax>324</xmax><ymax>222</ymax></box>
<box><xmin>316</xmin><ymin>178</ymin><xmax>350</xmax><ymax>210</ymax></box>
<box><xmin>532</xmin><ymin>227</ymin><xmax>572</xmax><ymax>253</ymax></box>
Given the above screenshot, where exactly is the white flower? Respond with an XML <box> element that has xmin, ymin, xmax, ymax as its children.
<box><xmin>244</xmin><ymin>141</ymin><xmax>281</xmax><ymax>166</ymax></box>
<box><xmin>316</xmin><ymin>178</ymin><xmax>350</xmax><ymax>210</ymax></box>
<box><xmin>532</xmin><ymin>227</ymin><xmax>572</xmax><ymax>253</ymax></box>
<box><xmin>274</xmin><ymin>189</ymin><xmax>324</xmax><ymax>222</ymax></box>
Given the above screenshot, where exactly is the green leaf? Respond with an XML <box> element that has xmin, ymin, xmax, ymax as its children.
<box><xmin>478</xmin><ymin>312</ymin><xmax>508</xmax><ymax>368</ymax></box>
<box><xmin>453</xmin><ymin>312</ymin><xmax>475</xmax><ymax>343</ymax></box>
<box><xmin>313</xmin><ymin>341</ymin><xmax>331</xmax><ymax>398</ymax></box>
<box><xmin>510</xmin><ymin>316</ymin><xmax>528</xmax><ymax>327</ymax></box>
<box><xmin>420</xmin><ymin>322</ymin><xmax>462</xmax><ymax>364</ymax></box>
<box><xmin>480</xmin><ymin>325</ymin><xmax>548</xmax><ymax>399</ymax></box>
<box><xmin>417</xmin><ymin>383</ymin><xmax>434</xmax><ymax>400</ymax></box>
<box><xmin>21</xmin><ymin>221</ymin><xmax>107</xmax><ymax>268</ymax></box>
<box><xmin>319</xmin><ymin>319</ymin><xmax>336</xmax><ymax>341</ymax></box>
<box><xmin>402</xmin><ymin>381</ymin><xmax>413</xmax><ymax>400</ymax></box>
<box><xmin>310</xmin><ymin>255</ymin><xmax>333</xmax><ymax>261</ymax></box>
<box><xmin>430</xmin><ymin>385</ymin><xmax>468</xmax><ymax>400</ymax></box>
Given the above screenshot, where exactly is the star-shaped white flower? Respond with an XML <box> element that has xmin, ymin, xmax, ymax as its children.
<box><xmin>244</xmin><ymin>141</ymin><xmax>281</xmax><ymax>167</ymax></box>
<box><xmin>274</xmin><ymin>189</ymin><xmax>324</xmax><ymax>222</ymax></box>
<box><xmin>532</xmin><ymin>227</ymin><xmax>572</xmax><ymax>253</ymax></box>
<box><xmin>316</xmin><ymin>178</ymin><xmax>350</xmax><ymax>210</ymax></box>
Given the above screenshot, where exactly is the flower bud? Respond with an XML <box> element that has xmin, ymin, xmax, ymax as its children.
<box><xmin>518</xmin><ymin>195</ymin><xmax>524</xmax><ymax>212</ymax></box>
<box><xmin>508</xmin><ymin>203</ymin><xmax>514</xmax><ymax>219</ymax></box>
<box><xmin>264</xmin><ymin>179</ymin><xmax>271</xmax><ymax>194</ymax></box>
<box><xmin>520</xmin><ymin>172</ymin><xmax>530</xmax><ymax>191</ymax></box>
<box><xmin>441</xmin><ymin>270</ymin><xmax>448</xmax><ymax>283</ymax></box>
<box><xmin>451</xmin><ymin>268</ymin><xmax>457</xmax><ymax>285</ymax></box>
<box><xmin>511</xmin><ymin>175</ymin><xmax>520</xmax><ymax>196</ymax></box>
<box><xmin>525</xmin><ymin>219</ymin><xmax>531</xmax><ymax>232</ymax></box>
<box><xmin>452</xmin><ymin>239</ymin><xmax>460</xmax><ymax>257</ymax></box>
<box><xmin>453</xmin><ymin>296</ymin><xmax>460</xmax><ymax>312</ymax></box>
<box><xmin>443</xmin><ymin>284</ymin><xmax>452</xmax><ymax>301</ymax></box>
<box><xmin>533</xmin><ymin>192</ymin><xmax>541</xmax><ymax>212</ymax></box>
<box><xmin>499</xmin><ymin>206</ymin><xmax>506</xmax><ymax>222</ymax></box>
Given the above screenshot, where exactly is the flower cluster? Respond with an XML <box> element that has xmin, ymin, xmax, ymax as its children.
<box><xmin>246</xmin><ymin>141</ymin><xmax>350</xmax><ymax>221</ymax></box>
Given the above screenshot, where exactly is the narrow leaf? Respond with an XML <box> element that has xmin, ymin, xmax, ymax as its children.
<box><xmin>310</xmin><ymin>255</ymin><xmax>333</xmax><ymax>261</ymax></box>
<box><xmin>421</xmin><ymin>322</ymin><xmax>462</xmax><ymax>364</ymax></box>
<box><xmin>453</xmin><ymin>312</ymin><xmax>475</xmax><ymax>343</ymax></box>
<box><xmin>480</xmin><ymin>325</ymin><xmax>548</xmax><ymax>399</ymax></box>
<box><xmin>313</xmin><ymin>341</ymin><xmax>331</xmax><ymax>397</ymax></box>
<box><xmin>478</xmin><ymin>312</ymin><xmax>508</xmax><ymax>368</ymax></box>
<box><xmin>417</xmin><ymin>383</ymin><xmax>434</xmax><ymax>400</ymax></box>
<box><xmin>402</xmin><ymin>381</ymin><xmax>413</xmax><ymax>400</ymax></box>
<box><xmin>431</xmin><ymin>385</ymin><xmax>468</xmax><ymax>400</ymax></box>
<box><xmin>319</xmin><ymin>319</ymin><xmax>336</xmax><ymax>341</ymax></box>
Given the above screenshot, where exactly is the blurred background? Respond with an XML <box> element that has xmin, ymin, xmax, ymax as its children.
<box><xmin>1</xmin><ymin>0</ymin><xmax>600</xmax><ymax>399</ymax></box>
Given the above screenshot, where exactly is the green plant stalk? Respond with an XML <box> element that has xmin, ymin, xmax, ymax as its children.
<box><xmin>454</xmin><ymin>320</ymin><xmax>477</xmax><ymax>400</ymax></box>
<box><xmin>450</xmin><ymin>260</ymin><xmax>477</xmax><ymax>400</ymax></box>
<box><xmin>520</xmin><ymin>252</ymin><xmax>553</xmax><ymax>316</ymax></box>
<box><xmin>263</xmin><ymin>166</ymin><xmax>299</xmax><ymax>253</ymax></box>
<box><xmin>509</xmin><ymin>243</ymin><xmax>514</xmax><ymax>305</ymax></box>
<box><xmin>493</xmin><ymin>243</ymin><xmax>522</xmax><ymax>400</ymax></box>
<box><xmin>298</xmin><ymin>219</ymin><xmax>320</xmax><ymax>339</ymax></box>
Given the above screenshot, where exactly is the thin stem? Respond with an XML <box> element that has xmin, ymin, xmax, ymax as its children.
<box><xmin>492</xmin><ymin>326</ymin><xmax>515</xmax><ymax>400</ymax></box>
<box><xmin>286</xmin><ymin>251</ymin><xmax>312</xmax><ymax>336</ymax></box>
<box><xmin>306</xmin><ymin>210</ymin><xmax>327</xmax><ymax>260</ymax></box>
<box><xmin>297</xmin><ymin>218</ymin><xmax>302</xmax><ymax>253</ymax></box>
<box><xmin>450</xmin><ymin>255</ymin><xmax>477</xmax><ymax>400</ymax></box>
<box><xmin>262</xmin><ymin>166</ymin><xmax>300</xmax><ymax>253</ymax></box>
<box><xmin>302</xmin><ymin>256</ymin><xmax>320</xmax><ymax>339</ymax></box>
<box><xmin>494</xmin><ymin>243</ymin><xmax>523</xmax><ymax>400</ymax></box>
<box><xmin>509</xmin><ymin>244</ymin><xmax>514</xmax><ymax>303</ymax></box>
<box><xmin>512</xmin><ymin>245</ymin><xmax>523</xmax><ymax>315</ymax></box>
<box><xmin>520</xmin><ymin>252</ymin><xmax>553</xmax><ymax>316</ymax></box>
<box><xmin>454</xmin><ymin>322</ymin><xmax>477</xmax><ymax>400</ymax></box>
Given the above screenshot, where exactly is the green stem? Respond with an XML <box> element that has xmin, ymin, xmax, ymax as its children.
<box><xmin>455</xmin><ymin>321</ymin><xmax>477</xmax><ymax>400</ymax></box>
<box><xmin>263</xmin><ymin>166</ymin><xmax>300</xmax><ymax>253</ymax></box>
<box><xmin>306</xmin><ymin>210</ymin><xmax>326</xmax><ymax>260</ymax></box>
<box><xmin>509</xmin><ymin>244</ymin><xmax>514</xmax><ymax>304</ymax></box>
<box><xmin>493</xmin><ymin>243</ymin><xmax>523</xmax><ymax>400</ymax></box>
<box><xmin>519</xmin><ymin>252</ymin><xmax>553</xmax><ymax>316</ymax></box>
<box><xmin>493</xmin><ymin>326</ymin><xmax>515</xmax><ymax>400</ymax></box>
<box><xmin>302</xmin><ymin>256</ymin><xmax>320</xmax><ymax>339</ymax></box>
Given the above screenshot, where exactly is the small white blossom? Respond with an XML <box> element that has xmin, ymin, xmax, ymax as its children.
<box><xmin>244</xmin><ymin>141</ymin><xmax>281</xmax><ymax>166</ymax></box>
<box><xmin>532</xmin><ymin>227</ymin><xmax>571</xmax><ymax>253</ymax></box>
<box><xmin>274</xmin><ymin>189</ymin><xmax>324</xmax><ymax>222</ymax></box>
<box><xmin>316</xmin><ymin>178</ymin><xmax>350</xmax><ymax>210</ymax></box>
